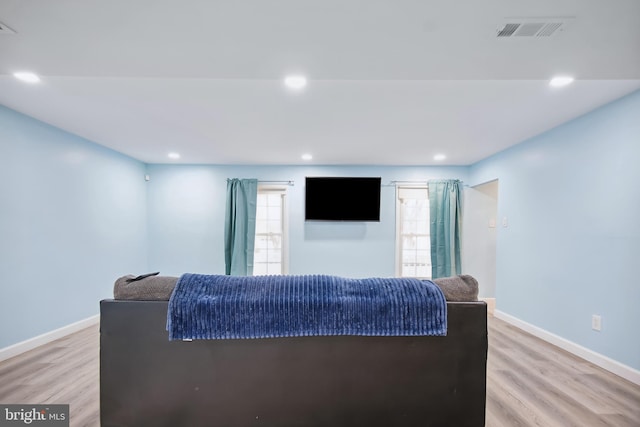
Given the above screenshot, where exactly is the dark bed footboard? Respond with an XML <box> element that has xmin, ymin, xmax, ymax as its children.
<box><xmin>100</xmin><ymin>300</ymin><xmax>487</xmax><ymax>427</ymax></box>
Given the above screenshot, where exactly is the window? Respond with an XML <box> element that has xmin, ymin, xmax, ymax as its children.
<box><xmin>396</xmin><ymin>187</ymin><xmax>431</xmax><ymax>278</ymax></box>
<box><xmin>253</xmin><ymin>186</ymin><xmax>288</xmax><ymax>275</ymax></box>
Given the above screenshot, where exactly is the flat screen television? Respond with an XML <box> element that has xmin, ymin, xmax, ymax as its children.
<box><xmin>305</xmin><ymin>177</ymin><xmax>381</xmax><ymax>221</ymax></box>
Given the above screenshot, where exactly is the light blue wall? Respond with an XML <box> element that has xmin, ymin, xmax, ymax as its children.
<box><xmin>469</xmin><ymin>90</ymin><xmax>640</xmax><ymax>370</ymax></box>
<box><xmin>0</xmin><ymin>105</ymin><xmax>148</xmax><ymax>349</ymax></box>
<box><xmin>146</xmin><ymin>165</ymin><xmax>468</xmax><ymax>278</ymax></box>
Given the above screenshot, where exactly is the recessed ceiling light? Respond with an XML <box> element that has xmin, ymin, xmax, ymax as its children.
<box><xmin>13</xmin><ymin>72</ymin><xmax>40</xmax><ymax>84</ymax></box>
<box><xmin>301</xmin><ymin>153</ymin><xmax>313</xmax><ymax>161</ymax></box>
<box><xmin>284</xmin><ymin>75</ymin><xmax>307</xmax><ymax>90</ymax></box>
<box><xmin>549</xmin><ymin>76</ymin><xmax>574</xmax><ymax>88</ymax></box>
<box><xmin>168</xmin><ymin>152</ymin><xmax>181</xmax><ymax>159</ymax></box>
<box><xmin>434</xmin><ymin>154</ymin><xmax>446</xmax><ymax>161</ymax></box>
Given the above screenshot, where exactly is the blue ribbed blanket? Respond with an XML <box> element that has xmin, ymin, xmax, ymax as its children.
<box><xmin>167</xmin><ymin>274</ymin><xmax>447</xmax><ymax>340</ymax></box>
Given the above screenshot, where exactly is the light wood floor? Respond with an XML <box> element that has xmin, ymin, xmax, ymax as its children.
<box><xmin>1</xmin><ymin>316</ymin><xmax>638</xmax><ymax>426</ymax></box>
<box><xmin>486</xmin><ymin>318</ymin><xmax>640</xmax><ymax>426</ymax></box>
<box><xmin>0</xmin><ymin>324</ymin><xmax>99</xmax><ymax>426</ymax></box>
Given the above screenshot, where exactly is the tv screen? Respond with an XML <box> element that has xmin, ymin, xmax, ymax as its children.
<box><xmin>305</xmin><ymin>177</ymin><xmax>381</xmax><ymax>221</ymax></box>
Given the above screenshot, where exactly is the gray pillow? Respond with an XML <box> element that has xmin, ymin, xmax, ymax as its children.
<box><xmin>431</xmin><ymin>275</ymin><xmax>479</xmax><ymax>302</ymax></box>
<box><xmin>114</xmin><ymin>273</ymin><xmax>178</xmax><ymax>300</ymax></box>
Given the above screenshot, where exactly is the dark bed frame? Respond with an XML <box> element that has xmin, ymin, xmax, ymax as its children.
<box><xmin>100</xmin><ymin>300</ymin><xmax>487</xmax><ymax>426</ymax></box>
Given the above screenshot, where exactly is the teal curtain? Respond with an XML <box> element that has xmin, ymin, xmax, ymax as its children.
<box><xmin>428</xmin><ymin>179</ymin><xmax>463</xmax><ymax>279</ymax></box>
<box><xmin>224</xmin><ymin>178</ymin><xmax>258</xmax><ymax>276</ymax></box>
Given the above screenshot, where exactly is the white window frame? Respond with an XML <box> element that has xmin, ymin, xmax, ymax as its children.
<box><xmin>395</xmin><ymin>185</ymin><xmax>431</xmax><ymax>279</ymax></box>
<box><xmin>253</xmin><ymin>185</ymin><xmax>289</xmax><ymax>275</ymax></box>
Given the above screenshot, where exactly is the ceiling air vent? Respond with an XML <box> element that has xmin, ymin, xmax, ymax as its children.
<box><xmin>497</xmin><ymin>17</ymin><xmax>573</xmax><ymax>38</ymax></box>
<box><xmin>0</xmin><ymin>21</ymin><xmax>17</xmax><ymax>34</ymax></box>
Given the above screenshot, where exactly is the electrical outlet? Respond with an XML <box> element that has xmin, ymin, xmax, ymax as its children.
<box><xmin>591</xmin><ymin>315</ymin><xmax>602</xmax><ymax>331</ymax></box>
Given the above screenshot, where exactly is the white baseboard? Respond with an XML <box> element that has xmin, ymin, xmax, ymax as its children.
<box><xmin>0</xmin><ymin>315</ymin><xmax>100</xmax><ymax>363</ymax></box>
<box><xmin>495</xmin><ymin>310</ymin><xmax>640</xmax><ymax>386</ymax></box>
<box><xmin>480</xmin><ymin>298</ymin><xmax>495</xmax><ymax>315</ymax></box>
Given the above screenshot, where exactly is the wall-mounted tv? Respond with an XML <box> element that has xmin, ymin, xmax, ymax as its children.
<box><xmin>305</xmin><ymin>177</ymin><xmax>381</xmax><ymax>221</ymax></box>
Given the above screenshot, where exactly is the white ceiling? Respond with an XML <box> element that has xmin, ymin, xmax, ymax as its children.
<box><xmin>1</xmin><ymin>0</ymin><xmax>639</xmax><ymax>165</ymax></box>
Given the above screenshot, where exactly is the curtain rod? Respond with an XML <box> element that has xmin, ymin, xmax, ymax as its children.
<box><xmin>259</xmin><ymin>180</ymin><xmax>295</xmax><ymax>186</ymax></box>
<box><xmin>388</xmin><ymin>180</ymin><xmax>467</xmax><ymax>187</ymax></box>
<box><xmin>226</xmin><ymin>179</ymin><xmax>294</xmax><ymax>186</ymax></box>
<box><xmin>389</xmin><ymin>180</ymin><xmax>429</xmax><ymax>185</ymax></box>
<box><xmin>258</xmin><ymin>180</ymin><xmax>294</xmax><ymax>186</ymax></box>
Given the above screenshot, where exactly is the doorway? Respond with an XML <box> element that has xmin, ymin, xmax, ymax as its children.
<box><xmin>463</xmin><ymin>180</ymin><xmax>498</xmax><ymax>312</ymax></box>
